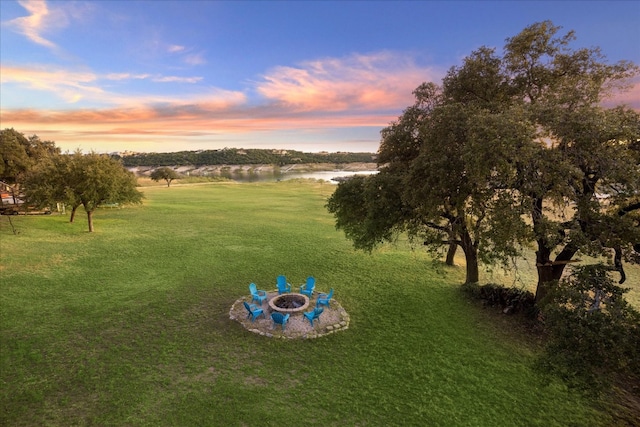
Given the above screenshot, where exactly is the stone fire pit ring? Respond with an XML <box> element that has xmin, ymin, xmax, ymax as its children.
<box><xmin>268</xmin><ymin>292</ymin><xmax>309</xmax><ymax>314</ymax></box>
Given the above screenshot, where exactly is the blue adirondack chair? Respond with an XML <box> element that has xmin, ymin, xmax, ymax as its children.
<box><xmin>303</xmin><ymin>306</ymin><xmax>324</xmax><ymax>326</ymax></box>
<box><xmin>243</xmin><ymin>301</ymin><xmax>265</xmax><ymax>322</ymax></box>
<box><xmin>249</xmin><ymin>282</ymin><xmax>267</xmax><ymax>305</ymax></box>
<box><xmin>276</xmin><ymin>275</ymin><xmax>291</xmax><ymax>294</ymax></box>
<box><xmin>316</xmin><ymin>288</ymin><xmax>334</xmax><ymax>308</ymax></box>
<box><xmin>299</xmin><ymin>276</ymin><xmax>316</xmax><ymax>298</ymax></box>
<box><xmin>271</xmin><ymin>312</ymin><xmax>290</xmax><ymax>330</ymax></box>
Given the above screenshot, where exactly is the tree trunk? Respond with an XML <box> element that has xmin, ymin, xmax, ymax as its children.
<box><xmin>532</xmin><ymin>197</ymin><xmax>554</xmax><ymax>304</ymax></box>
<box><xmin>87</xmin><ymin>210</ymin><xmax>94</xmax><ymax>232</ymax></box>
<box><xmin>460</xmin><ymin>230</ymin><xmax>479</xmax><ymax>284</ymax></box>
<box><xmin>534</xmin><ymin>245</ymin><xmax>553</xmax><ymax>304</ymax></box>
<box><xmin>69</xmin><ymin>205</ymin><xmax>78</xmax><ymax>223</ymax></box>
<box><xmin>445</xmin><ymin>242</ymin><xmax>457</xmax><ymax>266</ymax></box>
<box><xmin>534</xmin><ymin>241</ymin><xmax>579</xmax><ymax>304</ymax></box>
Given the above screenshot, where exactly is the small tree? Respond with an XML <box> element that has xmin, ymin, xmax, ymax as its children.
<box><xmin>25</xmin><ymin>153</ymin><xmax>82</xmax><ymax>221</ymax></box>
<box><xmin>25</xmin><ymin>151</ymin><xmax>143</xmax><ymax>232</ymax></box>
<box><xmin>150</xmin><ymin>167</ymin><xmax>180</xmax><ymax>187</ymax></box>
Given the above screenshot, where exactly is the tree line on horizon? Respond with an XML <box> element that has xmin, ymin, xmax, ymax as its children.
<box><xmin>112</xmin><ymin>148</ymin><xmax>377</xmax><ymax>167</ymax></box>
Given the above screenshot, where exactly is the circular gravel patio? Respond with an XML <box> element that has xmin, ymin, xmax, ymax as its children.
<box><xmin>229</xmin><ymin>290</ymin><xmax>350</xmax><ymax>339</ymax></box>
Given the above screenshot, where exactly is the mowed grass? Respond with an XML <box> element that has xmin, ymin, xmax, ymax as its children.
<box><xmin>0</xmin><ymin>180</ymin><xmax>616</xmax><ymax>426</ymax></box>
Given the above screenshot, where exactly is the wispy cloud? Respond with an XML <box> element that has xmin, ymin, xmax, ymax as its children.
<box><xmin>104</xmin><ymin>72</ymin><xmax>203</xmax><ymax>84</ymax></box>
<box><xmin>184</xmin><ymin>53</ymin><xmax>207</xmax><ymax>66</ymax></box>
<box><xmin>166</xmin><ymin>43</ymin><xmax>206</xmax><ymax>66</ymax></box>
<box><xmin>1</xmin><ymin>64</ymin><xmax>103</xmax><ymax>103</ymax></box>
<box><xmin>152</xmin><ymin>76</ymin><xmax>203</xmax><ymax>83</ymax></box>
<box><xmin>1</xmin><ymin>65</ymin><xmax>207</xmax><ymax>105</ymax></box>
<box><xmin>167</xmin><ymin>44</ymin><xmax>186</xmax><ymax>53</ymax></box>
<box><xmin>105</xmin><ymin>73</ymin><xmax>152</xmax><ymax>81</ymax></box>
<box><xmin>4</xmin><ymin>0</ymin><xmax>62</xmax><ymax>50</ymax></box>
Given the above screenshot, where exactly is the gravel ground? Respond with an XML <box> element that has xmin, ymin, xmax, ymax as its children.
<box><xmin>229</xmin><ymin>290</ymin><xmax>350</xmax><ymax>339</ymax></box>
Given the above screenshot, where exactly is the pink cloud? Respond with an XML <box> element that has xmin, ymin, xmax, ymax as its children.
<box><xmin>256</xmin><ymin>52</ymin><xmax>439</xmax><ymax>112</ymax></box>
<box><xmin>602</xmin><ymin>76</ymin><xmax>640</xmax><ymax>110</ymax></box>
<box><xmin>1</xmin><ymin>104</ymin><xmax>391</xmax><ymax>130</ymax></box>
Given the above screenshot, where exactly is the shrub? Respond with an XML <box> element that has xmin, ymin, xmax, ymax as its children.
<box><xmin>536</xmin><ymin>264</ymin><xmax>640</xmax><ymax>395</ymax></box>
<box><xmin>462</xmin><ymin>282</ymin><xmax>536</xmax><ymax>315</ymax></box>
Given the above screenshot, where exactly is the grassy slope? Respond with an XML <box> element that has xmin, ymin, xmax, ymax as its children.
<box><xmin>0</xmin><ymin>180</ymin><xmax>618</xmax><ymax>426</ymax></box>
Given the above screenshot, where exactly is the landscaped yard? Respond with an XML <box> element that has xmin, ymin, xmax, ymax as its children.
<box><xmin>0</xmin><ymin>180</ymin><xmax>633</xmax><ymax>426</ymax></box>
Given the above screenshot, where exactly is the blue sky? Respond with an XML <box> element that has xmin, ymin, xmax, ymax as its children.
<box><xmin>1</xmin><ymin>1</ymin><xmax>639</xmax><ymax>154</ymax></box>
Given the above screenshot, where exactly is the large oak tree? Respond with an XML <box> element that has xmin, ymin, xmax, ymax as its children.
<box><xmin>327</xmin><ymin>21</ymin><xmax>640</xmax><ymax>299</ymax></box>
<box><xmin>502</xmin><ymin>22</ymin><xmax>640</xmax><ymax>302</ymax></box>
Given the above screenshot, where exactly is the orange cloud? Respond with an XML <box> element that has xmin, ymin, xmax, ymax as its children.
<box><xmin>1</xmin><ymin>64</ymin><xmax>103</xmax><ymax>103</ymax></box>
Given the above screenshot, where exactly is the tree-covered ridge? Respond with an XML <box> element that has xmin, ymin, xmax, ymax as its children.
<box><xmin>113</xmin><ymin>148</ymin><xmax>376</xmax><ymax>167</ymax></box>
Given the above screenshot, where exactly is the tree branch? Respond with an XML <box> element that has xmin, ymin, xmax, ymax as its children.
<box><xmin>423</xmin><ymin>221</ymin><xmax>450</xmax><ymax>232</ymax></box>
<box><xmin>618</xmin><ymin>201</ymin><xmax>640</xmax><ymax>216</ymax></box>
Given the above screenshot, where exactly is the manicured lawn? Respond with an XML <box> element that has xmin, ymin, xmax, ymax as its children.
<box><xmin>0</xmin><ymin>180</ymin><xmax>617</xmax><ymax>426</ymax></box>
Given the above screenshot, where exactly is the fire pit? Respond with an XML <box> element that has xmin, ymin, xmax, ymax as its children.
<box><xmin>269</xmin><ymin>293</ymin><xmax>309</xmax><ymax>314</ymax></box>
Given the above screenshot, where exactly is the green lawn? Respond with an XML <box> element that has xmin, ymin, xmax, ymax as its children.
<box><xmin>0</xmin><ymin>180</ymin><xmax>622</xmax><ymax>426</ymax></box>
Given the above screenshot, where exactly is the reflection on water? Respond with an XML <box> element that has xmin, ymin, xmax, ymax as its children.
<box><xmin>231</xmin><ymin>170</ymin><xmax>378</xmax><ymax>183</ymax></box>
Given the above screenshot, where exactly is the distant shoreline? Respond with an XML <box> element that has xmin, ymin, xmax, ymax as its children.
<box><xmin>128</xmin><ymin>162</ymin><xmax>378</xmax><ymax>176</ymax></box>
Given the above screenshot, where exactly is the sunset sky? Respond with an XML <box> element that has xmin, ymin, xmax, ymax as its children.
<box><xmin>1</xmin><ymin>1</ymin><xmax>639</xmax><ymax>154</ymax></box>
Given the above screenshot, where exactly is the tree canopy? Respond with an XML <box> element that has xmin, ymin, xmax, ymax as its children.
<box><xmin>25</xmin><ymin>151</ymin><xmax>143</xmax><ymax>232</ymax></box>
<box><xmin>327</xmin><ymin>21</ymin><xmax>640</xmax><ymax>299</ymax></box>
<box><xmin>0</xmin><ymin>128</ymin><xmax>59</xmax><ymax>184</ymax></box>
<box><xmin>150</xmin><ymin>167</ymin><xmax>180</xmax><ymax>187</ymax></box>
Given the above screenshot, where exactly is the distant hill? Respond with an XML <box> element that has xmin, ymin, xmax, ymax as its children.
<box><xmin>112</xmin><ymin>148</ymin><xmax>377</xmax><ymax>167</ymax></box>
